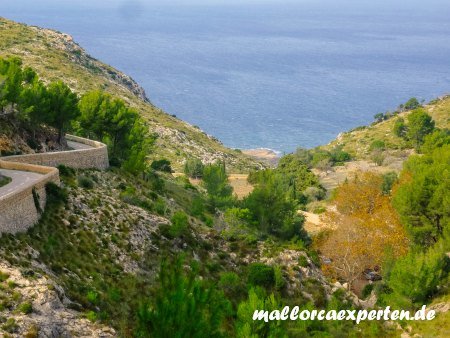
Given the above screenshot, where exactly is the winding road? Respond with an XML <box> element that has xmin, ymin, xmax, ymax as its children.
<box><xmin>0</xmin><ymin>169</ymin><xmax>43</xmax><ymax>199</ymax></box>
<box><xmin>0</xmin><ymin>139</ymin><xmax>96</xmax><ymax>200</ymax></box>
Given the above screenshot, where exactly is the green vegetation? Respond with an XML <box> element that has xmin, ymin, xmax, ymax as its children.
<box><xmin>137</xmin><ymin>256</ymin><xmax>231</xmax><ymax>338</ymax></box>
<box><xmin>393</xmin><ymin>141</ymin><xmax>449</xmax><ymax>246</ymax></box>
<box><xmin>392</xmin><ymin>108</ymin><xmax>436</xmax><ymax>150</ymax></box>
<box><xmin>169</xmin><ymin>211</ymin><xmax>190</xmax><ymax>238</ymax></box>
<box><xmin>184</xmin><ymin>158</ymin><xmax>204</xmax><ymax>178</ymax></box>
<box><xmin>322</xmin><ymin>96</ymin><xmax>449</xmax><ymax>159</ymax></box>
<box><xmin>247</xmin><ymin>263</ymin><xmax>275</xmax><ymax>289</ymax></box>
<box><xmin>292</xmin><ymin>146</ymin><xmax>351</xmax><ymax>170</ymax></box>
<box><xmin>76</xmin><ymin>90</ymin><xmax>154</xmax><ymax>172</ymax></box>
<box><xmin>0</xmin><ymin>56</ymin><xmax>152</xmax><ymax>173</ymax></box>
<box><xmin>0</xmin><ymin>174</ymin><xmax>11</xmax><ymax>188</ymax></box>
<box><xmin>1</xmin><ymin>17</ymin><xmax>448</xmax><ymax>338</ymax></box>
<box><xmin>375</xmin><ymin>128</ymin><xmax>450</xmax><ymax>318</ymax></box>
<box><xmin>150</xmin><ymin>159</ymin><xmax>172</xmax><ymax>173</ymax></box>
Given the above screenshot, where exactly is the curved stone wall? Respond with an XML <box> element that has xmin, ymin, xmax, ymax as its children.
<box><xmin>0</xmin><ymin>135</ymin><xmax>108</xmax><ymax>233</ymax></box>
<box><xmin>0</xmin><ymin>161</ymin><xmax>59</xmax><ymax>233</ymax></box>
<box><xmin>2</xmin><ymin>134</ymin><xmax>109</xmax><ymax>170</ymax></box>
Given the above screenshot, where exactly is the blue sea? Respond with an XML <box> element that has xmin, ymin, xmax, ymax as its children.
<box><xmin>2</xmin><ymin>0</ymin><xmax>450</xmax><ymax>153</ymax></box>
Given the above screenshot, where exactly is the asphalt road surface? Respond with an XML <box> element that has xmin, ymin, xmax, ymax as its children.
<box><xmin>67</xmin><ymin>140</ymin><xmax>93</xmax><ymax>150</ymax></box>
<box><xmin>0</xmin><ymin>140</ymin><xmax>94</xmax><ymax>199</ymax></box>
<box><xmin>0</xmin><ymin>169</ymin><xmax>43</xmax><ymax>199</ymax></box>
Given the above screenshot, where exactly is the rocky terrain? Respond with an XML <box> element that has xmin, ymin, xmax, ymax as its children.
<box><xmin>0</xmin><ymin>168</ymin><xmax>347</xmax><ymax>336</ymax></box>
<box><xmin>0</xmin><ymin>262</ymin><xmax>115</xmax><ymax>337</ymax></box>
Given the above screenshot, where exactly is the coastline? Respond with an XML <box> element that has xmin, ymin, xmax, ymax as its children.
<box><xmin>242</xmin><ymin>148</ymin><xmax>281</xmax><ymax>167</ymax></box>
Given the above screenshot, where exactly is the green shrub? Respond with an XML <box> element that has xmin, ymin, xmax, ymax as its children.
<box><xmin>191</xmin><ymin>197</ymin><xmax>205</xmax><ymax>217</ymax></box>
<box><xmin>247</xmin><ymin>263</ymin><xmax>275</xmax><ymax>289</ymax></box>
<box><xmin>298</xmin><ymin>255</ymin><xmax>309</xmax><ymax>267</ymax></box>
<box><xmin>57</xmin><ymin>164</ymin><xmax>75</xmax><ymax>178</ymax></box>
<box><xmin>2</xmin><ymin>318</ymin><xmax>18</xmax><ymax>333</ymax></box>
<box><xmin>393</xmin><ymin>118</ymin><xmax>407</xmax><ymax>138</ymax></box>
<box><xmin>385</xmin><ymin>241</ymin><xmax>449</xmax><ymax>308</ymax></box>
<box><xmin>86</xmin><ymin>290</ymin><xmax>98</xmax><ymax>305</ymax></box>
<box><xmin>369</xmin><ymin>140</ymin><xmax>386</xmax><ymax>151</ymax></box>
<box><xmin>404</xmin><ymin>97</ymin><xmax>421</xmax><ymax>110</ymax></box>
<box><xmin>169</xmin><ymin>211</ymin><xmax>189</xmax><ymax>237</ymax></box>
<box><xmin>78</xmin><ymin>175</ymin><xmax>94</xmax><ymax>189</ymax></box>
<box><xmin>303</xmin><ymin>186</ymin><xmax>325</xmax><ymax>203</ymax></box>
<box><xmin>137</xmin><ymin>256</ymin><xmax>230</xmax><ymax>337</ymax></box>
<box><xmin>362</xmin><ymin>284</ymin><xmax>375</xmax><ymax>299</ymax></box>
<box><xmin>18</xmin><ymin>301</ymin><xmax>33</xmax><ymax>314</ymax></box>
<box><xmin>184</xmin><ymin>158</ymin><xmax>204</xmax><ymax>178</ymax></box>
<box><xmin>151</xmin><ymin>159</ymin><xmax>172</xmax><ymax>173</ymax></box>
<box><xmin>219</xmin><ymin>272</ymin><xmax>240</xmax><ymax>290</ymax></box>
<box><xmin>0</xmin><ymin>174</ymin><xmax>12</xmax><ymax>188</ymax></box>
<box><xmin>274</xmin><ymin>266</ymin><xmax>285</xmax><ymax>290</ymax></box>
<box><xmin>144</xmin><ymin>170</ymin><xmax>165</xmax><ymax>193</ymax></box>
<box><xmin>381</xmin><ymin>172</ymin><xmax>397</xmax><ymax>195</ymax></box>
<box><xmin>0</xmin><ymin>271</ymin><xmax>10</xmax><ymax>282</ymax></box>
<box><xmin>45</xmin><ymin>182</ymin><xmax>68</xmax><ymax>204</ymax></box>
<box><xmin>330</xmin><ymin>146</ymin><xmax>351</xmax><ymax>163</ymax></box>
<box><xmin>85</xmin><ymin>310</ymin><xmax>97</xmax><ymax>322</ymax></box>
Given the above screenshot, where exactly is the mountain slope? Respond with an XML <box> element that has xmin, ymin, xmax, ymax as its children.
<box><xmin>322</xmin><ymin>95</ymin><xmax>450</xmax><ymax>159</ymax></box>
<box><xmin>0</xmin><ymin>17</ymin><xmax>261</xmax><ymax>172</ymax></box>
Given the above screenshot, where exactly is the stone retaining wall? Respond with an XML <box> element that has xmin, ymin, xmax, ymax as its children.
<box><xmin>2</xmin><ymin>134</ymin><xmax>109</xmax><ymax>169</ymax></box>
<box><xmin>0</xmin><ymin>161</ymin><xmax>59</xmax><ymax>233</ymax></box>
<box><xmin>0</xmin><ymin>135</ymin><xmax>108</xmax><ymax>233</ymax></box>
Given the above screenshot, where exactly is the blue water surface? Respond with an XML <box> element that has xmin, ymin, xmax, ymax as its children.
<box><xmin>1</xmin><ymin>0</ymin><xmax>450</xmax><ymax>152</ymax></box>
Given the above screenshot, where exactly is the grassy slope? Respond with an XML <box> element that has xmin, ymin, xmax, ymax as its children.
<box><xmin>0</xmin><ymin>18</ymin><xmax>261</xmax><ymax>172</ymax></box>
<box><xmin>321</xmin><ymin>96</ymin><xmax>450</xmax><ymax>159</ymax></box>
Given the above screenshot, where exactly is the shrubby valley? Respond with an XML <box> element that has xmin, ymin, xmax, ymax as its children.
<box><xmin>0</xmin><ymin>19</ymin><xmax>449</xmax><ymax>337</ymax></box>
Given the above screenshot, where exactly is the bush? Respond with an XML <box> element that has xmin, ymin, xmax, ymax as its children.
<box><xmin>330</xmin><ymin>147</ymin><xmax>351</xmax><ymax>163</ymax></box>
<box><xmin>370</xmin><ymin>149</ymin><xmax>385</xmax><ymax>166</ymax></box>
<box><xmin>303</xmin><ymin>186</ymin><xmax>325</xmax><ymax>203</ymax></box>
<box><xmin>381</xmin><ymin>172</ymin><xmax>397</xmax><ymax>195</ymax></box>
<box><xmin>385</xmin><ymin>240</ymin><xmax>449</xmax><ymax>307</ymax></box>
<box><xmin>144</xmin><ymin>170</ymin><xmax>165</xmax><ymax>193</ymax></box>
<box><xmin>184</xmin><ymin>158</ymin><xmax>204</xmax><ymax>178</ymax></box>
<box><xmin>0</xmin><ymin>271</ymin><xmax>10</xmax><ymax>282</ymax></box>
<box><xmin>57</xmin><ymin>164</ymin><xmax>75</xmax><ymax>178</ymax></box>
<box><xmin>170</xmin><ymin>211</ymin><xmax>189</xmax><ymax>237</ymax></box>
<box><xmin>247</xmin><ymin>263</ymin><xmax>275</xmax><ymax>289</ymax></box>
<box><xmin>45</xmin><ymin>182</ymin><xmax>68</xmax><ymax>204</ymax></box>
<box><xmin>78</xmin><ymin>175</ymin><xmax>94</xmax><ymax>189</ymax></box>
<box><xmin>1</xmin><ymin>318</ymin><xmax>18</xmax><ymax>333</ymax></box>
<box><xmin>393</xmin><ymin>118</ymin><xmax>407</xmax><ymax>138</ymax></box>
<box><xmin>298</xmin><ymin>255</ymin><xmax>309</xmax><ymax>267</ymax></box>
<box><xmin>151</xmin><ymin>159</ymin><xmax>172</xmax><ymax>173</ymax></box>
<box><xmin>18</xmin><ymin>301</ymin><xmax>33</xmax><ymax>314</ymax></box>
<box><xmin>218</xmin><ymin>272</ymin><xmax>243</xmax><ymax>300</ymax></box>
<box><xmin>0</xmin><ymin>174</ymin><xmax>12</xmax><ymax>188</ymax></box>
<box><xmin>362</xmin><ymin>284</ymin><xmax>375</xmax><ymax>299</ymax></box>
<box><xmin>137</xmin><ymin>256</ymin><xmax>230</xmax><ymax>337</ymax></box>
<box><xmin>274</xmin><ymin>266</ymin><xmax>285</xmax><ymax>290</ymax></box>
<box><xmin>369</xmin><ymin>140</ymin><xmax>386</xmax><ymax>151</ymax></box>
<box><xmin>406</xmin><ymin>109</ymin><xmax>435</xmax><ymax>150</ymax></box>
<box><xmin>404</xmin><ymin>97</ymin><xmax>421</xmax><ymax>111</ymax></box>
<box><xmin>191</xmin><ymin>197</ymin><xmax>205</xmax><ymax>218</ymax></box>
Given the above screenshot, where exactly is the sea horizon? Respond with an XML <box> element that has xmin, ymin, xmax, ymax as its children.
<box><xmin>1</xmin><ymin>0</ymin><xmax>450</xmax><ymax>153</ymax></box>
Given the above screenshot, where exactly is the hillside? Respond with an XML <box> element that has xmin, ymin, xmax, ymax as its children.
<box><xmin>322</xmin><ymin>95</ymin><xmax>450</xmax><ymax>159</ymax></box>
<box><xmin>0</xmin><ymin>18</ymin><xmax>261</xmax><ymax>172</ymax></box>
<box><xmin>0</xmin><ymin>16</ymin><xmax>449</xmax><ymax>338</ymax></box>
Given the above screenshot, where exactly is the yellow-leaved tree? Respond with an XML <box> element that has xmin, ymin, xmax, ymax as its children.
<box><xmin>316</xmin><ymin>172</ymin><xmax>409</xmax><ymax>288</ymax></box>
